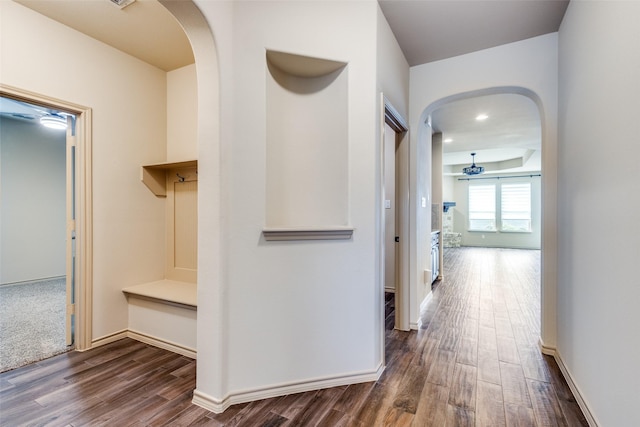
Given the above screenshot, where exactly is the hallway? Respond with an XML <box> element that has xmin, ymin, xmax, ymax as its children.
<box><xmin>0</xmin><ymin>248</ymin><xmax>587</xmax><ymax>426</ymax></box>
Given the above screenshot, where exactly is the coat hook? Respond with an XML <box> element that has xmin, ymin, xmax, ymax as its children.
<box><xmin>177</xmin><ymin>173</ymin><xmax>186</xmax><ymax>182</ymax></box>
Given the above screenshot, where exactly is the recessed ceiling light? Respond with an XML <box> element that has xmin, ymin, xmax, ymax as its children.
<box><xmin>444</xmin><ymin>138</ymin><xmax>453</xmax><ymax>143</ymax></box>
<box><xmin>476</xmin><ymin>114</ymin><xmax>489</xmax><ymax>121</ymax></box>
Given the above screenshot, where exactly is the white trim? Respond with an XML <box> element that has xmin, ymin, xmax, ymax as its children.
<box><xmin>263</xmin><ymin>227</ymin><xmax>354</xmax><ymax>241</ymax></box>
<box><xmin>538</xmin><ymin>338</ymin><xmax>556</xmax><ymax>356</ymax></box>
<box><xmin>193</xmin><ymin>363</ymin><xmax>385</xmax><ymax>414</ymax></box>
<box><xmin>88</xmin><ymin>329</ymin><xmax>196</xmax><ymax>359</ymax></box>
<box><xmin>0</xmin><ymin>84</ymin><xmax>93</xmax><ymax>352</ymax></box>
<box><xmin>90</xmin><ymin>330</ymin><xmax>129</xmax><ymax>349</ymax></box>
<box><xmin>553</xmin><ymin>351</ymin><xmax>599</xmax><ymax>427</ymax></box>
<box><xmin>127</xmin><ymin>330</ymin><xmax>196</xmax><ymax>359</ymax></box>
<box><xmin>413</xmin><ymin>291</ymin><xmax>433</xmax><ymax>330</ymax></box>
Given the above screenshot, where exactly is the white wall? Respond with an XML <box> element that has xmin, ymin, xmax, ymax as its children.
<box><xmin>185</xmin><ymin>0</ymin><xmax>408</xmax><ymax>409</ymax></box>
<box><xmin>558</xmin><ymin>2</ymin><xmax>640</xmax><ymax>425</ymax></box>
<box><xmin>451</xmin><ymin>173</ymin><xmax>541</xmax><ymax>249</ymax></box>
<box><xmin>167</xmin><ymin>64</ymin><xmax>197</xmax><ymax>162</ymax></box>
<box><xmin>378</xmin><ymin>4</ymin><xmax>410</xmax><ymax>294</ymax></box>
<box><xmin>410</xmin><ymin>34</ymin><xmax>558</xmax><ymax>344</ymax></box>
<box><xmin>1</xmin><ymin>1</ymin><xmax>167</xmax><ymax>340</ymax></box>
<box><xmin>0</xmin><ymin>117</ymin><xmax>66</xmax><ymax>284</ymax></box>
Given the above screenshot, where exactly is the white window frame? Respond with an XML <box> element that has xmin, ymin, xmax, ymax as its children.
<box><xmin>468</xmin><ymin>184</ymin><xmax>497</xmax><ymax>232</ymax></box>
<box><xmin>467</xmin><ymin>181</ymin><xmax>532</xmax><ymax>233</ymax></box>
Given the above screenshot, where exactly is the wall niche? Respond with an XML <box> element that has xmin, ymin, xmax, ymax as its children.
<box><xmin>264</xmin><ymin>50</ymin><xmax>352</xmax><ymax>241</ymax></box>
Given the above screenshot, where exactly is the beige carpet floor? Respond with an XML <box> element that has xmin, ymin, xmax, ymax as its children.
<box><xmin>0</xmin><ymin>278</ymin><xmax>72</xmax><ymax>372</ymax></box>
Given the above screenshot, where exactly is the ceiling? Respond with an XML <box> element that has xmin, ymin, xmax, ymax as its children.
<box><xmin>378</xmin><ymin>0</ymin><xmax>568</xmax><ymax>67</ymax></box>
<box><xmin>7</xmin><ymin>0</ymin><xmax>564</xmax><ymax>174</ymax></box>
<box><xmin>432</xmin><ymin>93</ymin><xmax>542</xmax><ymax>175</ymax></box>
<box><xmin>14</xmin><ymin>0</ymin><xmax>194</xmax><ymax>72</ymax></box>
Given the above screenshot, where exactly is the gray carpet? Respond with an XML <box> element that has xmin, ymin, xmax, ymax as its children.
<box><xmin>0</xmin><ymin>278</ymin><xmax>71</xmax><ymax>372</ymax></box>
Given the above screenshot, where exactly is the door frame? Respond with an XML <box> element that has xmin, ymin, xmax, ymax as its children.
<box><xmin>1</xmin><ymin>84</ymin><xmax>93</xmax><ymax>351</ymax></box>
<box><xmin>383</xmin><ymin>98</ymin><xmax>410</xmax><ymax>331</ymax></box>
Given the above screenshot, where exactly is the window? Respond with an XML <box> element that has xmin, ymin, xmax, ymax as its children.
<box><xmin>501</xmin><ymin>183</ymin><xmax>531</xmax><ymax>232</ymax></box>
<box><xmin>468</xmin><ymin>182</ymin><xmax>532</xmax><ymax>232</ymax></box>
<box><xmin>468</xmin><ymin>184</ymin><xmax>496</xmax><ymax>231</ymax></box>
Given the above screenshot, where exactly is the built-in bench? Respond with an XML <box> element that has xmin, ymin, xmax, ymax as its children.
<box><xmin>123</xmin><ymin>279</ymin><xmax>197</xmax><ymax>310</ymax></box>
<box><xmin>122</xmin><ymin>280</ymin><xmax>197</xmax><ymax>358</ymax></box>
<box><xmin>120</xmin><ymin>160</ymin><xmax>198</xmax><ymax>358</ymax></box>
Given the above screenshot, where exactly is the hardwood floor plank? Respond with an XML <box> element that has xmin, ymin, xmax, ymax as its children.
<box><xmin>392</xmin><ymin>361</ymin><xmax>430</xmax><ymax>414</ymax></box>
<box><xmin>411</xmin><ymin>382</ymin><xmax>449</xmax><ymax>427</ymax></box>
<box><xmin>380</xmin><ymin>406</ymin><xmax>414</xmax><ymax>427</ymax></box>
<box><xmin>446</xmin><ymin>404</ymin><xmax>475</xmax><ymax>427</ymax></box>
<box><xmin>504</xmin><ymin>402</ymin><xmax>536</xmax><ymax>427</ymax></box>
<box><xmin>456</xmin><ymin>336</ymin><xmax>478</xmax><ymax>367</ymax></box>
<box><xmin>316</xmin><ymin>408</ymin><xmax>347</xmax><ymax>427</ymax></box>
<box><xmin>285</xmin><ymin>386</ymin><xmax>344</xmax><ymax>426</ymax></box>
<box><xmin>476</xmin><ymin>380</ymin><xmax>506</xmax><ymax>427</ymax></box>
<box><xmin>526</xmin><ymin>379</ymin><xmax>567</xmax><ymax>427</ymax></box>
<box><xmin>426</xmin><ymin>348</ymin><xmax>456</xmax><ymax>387</ymax></box>
<box><xmin>497</xmin><ymin>336</ymin><xmax>521</xmax><ymax>364</ymax></box>
<box><xmin>517</xmin><ymin>344</ymin><xmax>550</xmax><ymax>383</ymax></box>
<box><xmin>0</xmin><ymin>249</ymin><xmax>588</xmax><ymax>427</ymax></box>
<box><xmin>331</xmin><ymin>381</ymin><xmax>374</xmax><ymax>417</ymax></box>
<box><xmin>448</xmin><ymin>363</ymin><xmax>477</xmax><ymax>410</ymax></box>
<box><xmin>500</xmin><ymin>362</ymin><xmax>532</xmax><ymax>408</ymax></box>
<box><xmin>477</xmin><ymin>348</ymin><xmax>501</xmax><ymax>385</ymax></box>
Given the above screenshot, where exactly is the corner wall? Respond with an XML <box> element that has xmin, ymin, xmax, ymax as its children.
<box><xmin>558</xmin><ymin>2</ymin><xmax>640</xmax><ymax>425</ymax></box>
<box><xmin>189</xmin><ymin>0</ymin><xmax>409</xmax><ymax>409</ymax></box>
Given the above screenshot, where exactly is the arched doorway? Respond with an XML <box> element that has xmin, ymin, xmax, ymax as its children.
<box><xmin>410</xmin><ymin>86</ymin><xmax>555</xmax><ymax>352</ymax></box>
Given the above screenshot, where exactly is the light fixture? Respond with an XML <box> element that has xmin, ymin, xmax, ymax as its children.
<box><xmin>108</xmin><ymin>0</ymin><xmax>136</xmax><ymax>9</ymax></box>
<box><xmin>462</xmin><ymin>152</ymin><xmax>485</xmax><ymax>176</ymax></box>
<box><xmin>476</xmin><ymin>113</ymin><xmax>489</xmax><ymax>121</ymax></box>
<box><xmin>444</xmin><ymin>138</ymin><xmax>453</xmax><ymax>143</ymax></box>
<box><xmin>40</xmin><ymin>114</ymin><xmax>67</xmax><ymax>130</ymax></box>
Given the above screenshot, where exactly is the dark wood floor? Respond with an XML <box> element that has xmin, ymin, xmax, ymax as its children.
<box><xmin>0</xmin><ymin>248</ymin><xmax>587</xmax><ymax>426</ymax></box>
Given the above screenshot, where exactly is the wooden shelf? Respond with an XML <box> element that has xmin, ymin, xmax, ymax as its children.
<box><xmin>141</xmin><ymin>160</ymin><xmax>197</xmax><ymax>196</ymax></box>
<box><xmin>123</xmin><ymin>280</ymin><xmax>197</xmax><ymax>310</ymax></box>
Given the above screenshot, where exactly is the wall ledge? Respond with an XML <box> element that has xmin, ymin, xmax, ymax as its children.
<box><xmin>193</xmin><ymin>362</ymin><xmax>384</xmax><ymax>414</ymax></box>
<box><xmin>262</xmin><ymin>227</ymin><xmax>354</xmax><ymax>241</ymax></box>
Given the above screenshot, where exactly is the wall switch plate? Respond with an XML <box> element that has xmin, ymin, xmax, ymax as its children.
<box><xmin>422</xmin><ymin>197</ymin><xmax>427</xmax><ymax>208</ymax></box>
<box><xmin>385</xmin><ymin>199</ymin><xmax>391</xmax><ymax>209</ymax></box>
<box><xmin>424</xmin><ymin>269</ymin><xmax>431</xmax><ymax>283</ymax></box>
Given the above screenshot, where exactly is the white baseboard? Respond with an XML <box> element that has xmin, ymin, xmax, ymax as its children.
<box><xmin>413</xmin><ymin>291</ymin><xmax>434</xmax><ymax>330</ymax></box>
<box><xmin>127</xmin><ymin>330</ymin><xmax>196</xmax><ymax>359</ymax></box>
<box><xmin>538</xmin><ymin>339</ymin><xmax>598</xmax><ymax>427</ymax></box>
<box><xmin>88</xmin><ymin>328</ymin><xmax>196</xmax><ymax>359</ymax></box>
<box><xmin>553</xmin><ymin>351</ymin><xmax>599</xmax><ymax>427</ymax></box>
<box><xmin>538</xmin><ymin>338</ymin><xmax>557</xmax><ymax>356</ymax></box>
<box><xmin>89</xmin><ymin>329</ymin><xmax>129</xmax><ymax>349</ymax></box>
<box><xmin>193</xmin><ymin>363</ymin><xmax>385</xmax><ymax>414</ymax></box>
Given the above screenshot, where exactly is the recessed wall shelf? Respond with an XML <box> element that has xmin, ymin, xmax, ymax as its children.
<box><xmin>263</xmin><ymin>227</ymin><xmax>354</xmax><ymax>241</ymax></box>
<box><xmin>142</xmin><ymin>160</ymin><xmax>197</xmax><ymax>197</ymax></box>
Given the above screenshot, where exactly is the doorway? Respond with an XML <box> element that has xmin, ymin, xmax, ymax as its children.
<box><xmin>427</xmin><ymin>89</ymin><xmax>543</xmax><ymax>340</ymax></box>
<box><xmin>383</xmin><ymin>101</ymin><xmax>409</xmax><ymax>331</ymax></box>
<box><xmin>0</xmin><ymin>87</ymin><xmax>93</xmax><ymax>369</ymax></box>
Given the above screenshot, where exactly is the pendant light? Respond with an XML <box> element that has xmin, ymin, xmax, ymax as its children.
<box><xmin>462</xmin><ymin>152</ymin><xmax>484</xmax><ymax>176</ymax></box>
